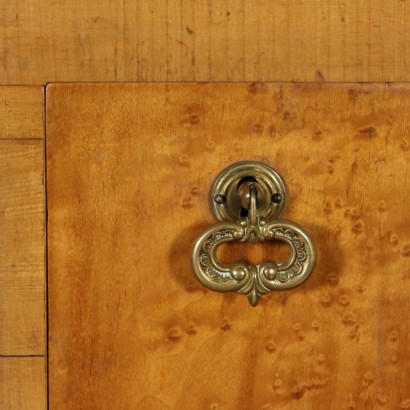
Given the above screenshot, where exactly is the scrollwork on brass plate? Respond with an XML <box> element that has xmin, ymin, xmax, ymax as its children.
<box><xmin>191</xmin><ymin>161</ymin><xmax>316</xmax><ymax>306</ymax></box>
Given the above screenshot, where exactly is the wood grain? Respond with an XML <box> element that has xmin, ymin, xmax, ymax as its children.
<box><xmin>0</xmin><ymin>357</ymin><xmax>46</xmax><ymax>410</ymax></box>
<box><xmin>0</xmin><ymin>86</ymin><xmax>45</xmax><ymax>409</ymax></box>
<box><xmin>2</xmin><ymin>1</ymin><xmax>410</xmax><ymax>84</ymax></box>
<box><xmin>47</xmin><ymin>83</ymin><xmax>410</xmax><ymax>410</ymax></box>
<box><xmin>0</xmin><ymin>139</ymin><xmax>45</xmax><ymax>355</ymax></box>
<box><xmin>0</xmin><ymin>87</ymin><xmax>44</xmax><ymax>139</ymax></box>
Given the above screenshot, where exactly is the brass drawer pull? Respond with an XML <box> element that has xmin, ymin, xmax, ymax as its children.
<box><xmin>191</xmin><ymin>161</ymin><xmax>316</xmax><ymax>306</ymax></box>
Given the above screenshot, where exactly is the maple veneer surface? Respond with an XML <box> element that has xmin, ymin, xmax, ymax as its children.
<box><xmin>47</xmin><ymin>83</ymin><xmax>410</xmax><ymax>410</ymax></box>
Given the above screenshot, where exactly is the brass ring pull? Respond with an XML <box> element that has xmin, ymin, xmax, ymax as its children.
<box><xmin>191</xmin><ymin>161</ymin><xmax>316</xmax><ymax>306</ymax></box>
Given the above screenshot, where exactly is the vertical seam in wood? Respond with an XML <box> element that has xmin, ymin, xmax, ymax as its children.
<box><xmin>43</xmin><ymin>84</ymin><xmax>49</xmax><ymax>410</ymax></box>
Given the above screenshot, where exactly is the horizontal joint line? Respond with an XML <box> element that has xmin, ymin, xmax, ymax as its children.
<box><xmin>0</xmin><ymin>354</ymin><xmax>45</xmax><ymax>358</ymax></box>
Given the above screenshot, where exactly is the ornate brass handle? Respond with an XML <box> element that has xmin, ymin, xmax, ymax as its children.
<box><xmin>191</xmin><ymin>161</ymin><xmax>316</xmax><ymax>306</ymax></box>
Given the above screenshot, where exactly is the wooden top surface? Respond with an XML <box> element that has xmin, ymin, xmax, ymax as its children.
<box><xmin>2</xmin><ymin>1</ymin><xmax>410</xmax><ymax>84</ymax></box>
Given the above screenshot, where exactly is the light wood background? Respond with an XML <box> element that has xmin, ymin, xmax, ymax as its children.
<box><xmin>1</xmin><ymin>1</ymin><xmax>410</xmax><ymax>408</ymax></box>
<box><xmin>0</xmin><ymin>87</ymin><xmax>46</xmax><ymax>409</ymax></box>
<box><xmin>2</xmin><ymin>0</ymin><xmax>410</xmax><ymax>83</ymax></box>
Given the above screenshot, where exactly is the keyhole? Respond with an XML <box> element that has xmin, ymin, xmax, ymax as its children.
<box><xmin>237</xmin><ymin>176</ymin><xmax>259</xmax><ymax>218</ymax></box>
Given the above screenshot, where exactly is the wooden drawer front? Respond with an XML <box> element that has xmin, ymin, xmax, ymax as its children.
<box><xmin>47</xmin><ymin>84</ymin><xmax>410</xmax><ymax>410</ymax></box>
